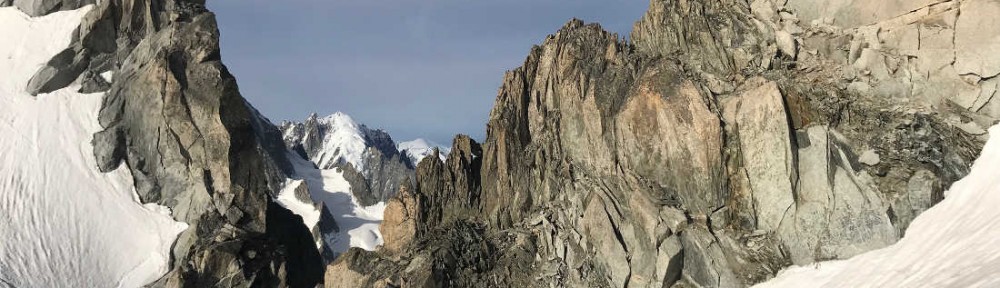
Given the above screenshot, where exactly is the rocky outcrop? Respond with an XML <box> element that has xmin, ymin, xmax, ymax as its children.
<box><xmin>356</xmin><ymin>139</ymin><xmax>414</xmax><ymax>205</ymax></box>
<box><xmin>721</xmin><ymin>79</ymin><xmax>796</xmax><ymax>233</ymax></box>
<box><xmin>379</xmin><ymin>181</ymin><xmax>419</xmax><ymax>255</ymax></box>
<box><xmin>631</xmin><ymin>0</ymin><xmax>771</xmax><ymax>80</ymax></box>
<box><xmin>415</xmin><ymin>135</ymin><xmax>482</xmax><ymax>230</ymax></box>
<box><xmin>18</xmin><ymin>1</ymin><xmax>324</xmax><ymax>286</ymax></box>
<box><xmin>325</xmin><ymin>0</ymin><xmax>990</xmax><ymax>287</ymax></box>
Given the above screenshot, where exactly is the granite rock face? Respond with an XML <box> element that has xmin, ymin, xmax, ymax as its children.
<box><xmin>20</xmin><ymin>1</ymin><xmax>323</xmax><ymax>286</ymax></box>
<box><xmin>325</xmin><ymin>0</ymin><xmax>989</xmax><ymax>287</ymax></box>
<box><xmin>379</xmin><ymin>181</ymin><xmax>419</xmax><ymax>255</ymax></box>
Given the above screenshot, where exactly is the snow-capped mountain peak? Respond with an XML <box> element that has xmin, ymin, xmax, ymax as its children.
<box><xmin>312</xmin><ymin>112</ymin><xmax>368</xmax><ymax>170</ymax></box>
<box><xmin>282</xmin><ymin>111</ymin><xmax>369</xmax><ymax>171</ymax></box>
<box><xmin>398</xmin><ymin>138</ymin><xmax>450</xmax><ymax>164</ymax></box>
<box><xmin>281</xmin><ymin>111</ymin><xmax>418</xmax><ymax>206</ymax></box>
<box><xmin>279</xmin><ymin>111</ymin><xmax>424</xmax><ymax>261</ymax></box>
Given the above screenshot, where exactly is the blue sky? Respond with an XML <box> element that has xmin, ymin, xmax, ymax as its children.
<box><xmin>209</xmin><ymin>0</ymin><xmax>649</xmax><ymax>144</ymax></box>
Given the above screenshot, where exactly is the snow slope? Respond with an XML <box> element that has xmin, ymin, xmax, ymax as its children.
<box><xmin>0</xmin><ymin>6</ymin><xmax>186</xmax><ymax>288</ymax></box>
<box><xmin>757</xmin><ymin>124</ymin><xmax>1000</xmax><ymax>287</ymax></box>
<box><xmin>283</xmin><ymin>151</ymin><xmax>385</xmax><ymax>254</ymax></box>
<box><xmin>398</xmin><ymin>138</ymin><xmax>450</xmax><ymax>163</ymax></box>
<box><xmin>276</xmin><ymin>177</ymin><xmax>323</xmax><ymax>248</ymax></box>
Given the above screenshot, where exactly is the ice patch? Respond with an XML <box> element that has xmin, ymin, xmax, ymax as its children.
<box><xmin>275</xmin><ymin>178</ymin><xmax>323</xmax><ymax>248</ymax></box>
<box><xmin>100</xmin><ymin>71</ymin><xmax>113</xmax><ymax>82</ymax></box>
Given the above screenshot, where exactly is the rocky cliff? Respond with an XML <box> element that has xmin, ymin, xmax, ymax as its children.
<box><xmin>2</xmin><ymin>0</ymin><xmax>323</xmax><ymax>286</ymax></box>
<box><xmin>324</xmin><ymin>0</ymin><xmax>991</xmax><ymax>287</ymax></box>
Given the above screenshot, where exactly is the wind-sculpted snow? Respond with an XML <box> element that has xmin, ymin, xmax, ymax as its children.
<box><xmin>0</xmin><ymin>6</ymin><xmax>186</xmax><ymax>287</ymax></box>
<box><xmin>758</xmin><ymin>124</ymin><xmax>1000</xmax><ymax>287</ymax></box>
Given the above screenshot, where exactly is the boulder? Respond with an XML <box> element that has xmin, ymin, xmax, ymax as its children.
<box><xmin>776</xmin><ymin>30</ymin><xmax>798</xmax><ymax>58</ymax></box>
<box><xmin>859</xmin><ymin>150</ymin><xmax>881</xmax><ymax>166</ymax></box>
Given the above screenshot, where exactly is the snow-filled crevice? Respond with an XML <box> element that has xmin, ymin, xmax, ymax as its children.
<box><xmin>0</xmin><ymin>7</ymin><xmax>186</xmax><ymax>288</ymax></box>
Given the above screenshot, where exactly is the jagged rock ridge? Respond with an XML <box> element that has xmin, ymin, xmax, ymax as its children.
<box><xmin>324</xmin><ymin>0</ymin><xmax>992</xmax><ymax>287</ymax></box>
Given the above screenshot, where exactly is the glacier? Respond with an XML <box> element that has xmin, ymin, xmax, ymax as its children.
<box><xmin>0</xmin><ymin>6</ymin><xmax>186</xmax><ymax>288</ymax></box>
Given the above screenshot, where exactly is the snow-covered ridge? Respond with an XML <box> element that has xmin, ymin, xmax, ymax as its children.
<box><xmin>0</xmin><ymin>6</ymin><xmax>186</xmax><ymax>287</ymax></box>
<box><xmin>311</xmin><ymin>112</ymin><xmax>368</xmax><ymax>170</ymax></box>
<box><xmin>282</xmin><ymin>111</ymin><xmax>413</xmax><ymax>170</ymax></box>
<box><xmin>398</xmin><ymin>138</ymin><xmax>450</xmax><ymax>164</ymax></box>
<box><xmin>757</xmin><ymin>124</ymin><xmax>1000</xmax><ymax>287</ymax></box>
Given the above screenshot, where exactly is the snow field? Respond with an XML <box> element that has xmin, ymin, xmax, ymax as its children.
<box><xmin>0</xmin><ymin>6</ymin><xmax>186</xmax><ymax>288</ymax></box>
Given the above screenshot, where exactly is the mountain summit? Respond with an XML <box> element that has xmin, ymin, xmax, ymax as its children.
<box><xmin>281</xmin><ymin>112</ymin><xmax>415</xmax><ymax>207</ymax></box>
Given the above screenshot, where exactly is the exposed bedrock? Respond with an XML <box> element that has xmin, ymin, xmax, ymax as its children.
<box><xmin>18</xmin><ymin>0</ymin><xmax>324</xmax><ymax>286</ymax></box>
<box><xmin>325</xmin><ymin>0</ymin><xmax>988</xmax><ymax>287</ymax></box>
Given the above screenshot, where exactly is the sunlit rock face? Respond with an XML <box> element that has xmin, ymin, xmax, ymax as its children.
<box><xmin>323</xmin><ymin>0</ymin><xmax>992</xmax><ymax>286</ymax></box>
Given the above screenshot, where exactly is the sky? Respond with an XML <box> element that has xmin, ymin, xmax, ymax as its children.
<box><xmin>209</xmin><ymin>0</ymin><xmax>650</xmax><ymax>144</ymax></box>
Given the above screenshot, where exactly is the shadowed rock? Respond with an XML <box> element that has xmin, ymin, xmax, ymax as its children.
<box><xmin>23</xmin><ymin>0</ymin><xmax>324</xmax><ymax>286</ymax></box>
